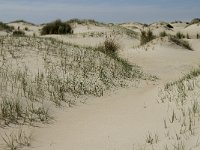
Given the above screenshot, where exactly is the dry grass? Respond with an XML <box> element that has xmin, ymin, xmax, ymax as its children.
<box><xmin>0</xmin><ymin>36</ymin><xmax>155</xmax><ymax>127</ymax></box>
<box><xmin>169</xmin><ymin>36</ymin><xmax>193</xmax><ymax>50</ymax></box>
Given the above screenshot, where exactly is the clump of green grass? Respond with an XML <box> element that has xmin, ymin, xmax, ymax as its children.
<box><xmin>12</xmin><ymin>30</ymin><xmax>25</xmax><ymax>37</ymax></box>
<box><xmin>1</xmin><ymin>129</ymin><xmax>32</xmax><ymax>150</ymax></box>
<box><xmin>103</xmin><ymin>37</ymin><xmax>120</xmax><ymax>55</ymax></box>
<box><xmin>157</xmin><ymin>67</ymin><xmax>200</xmax><ymax>149</ymax></box>
<box><xmin>169</xmin><ymin>36</ymin><xmax>193</xmax><ymax>50</ymax></box>
<box><xmin>0</xmin><ymin>22</ymin><xmax>14</xmax><ymax>32</ymax></box>
<box><xmin>24</xmin><ymin>27</ymin><xmax>28</xmax><ymax>31</ymax></box>
<box><xmin>66</xmin><ymin>18</ymin><xmax>106</xmax><ymax>26</ymax></box>
<box><xmin>140</xmin><ymin>30</ymin><xmax>155</xmax><ymax>45</ymax></box>
<box><xmin>176</xmin><ymin>32</ymin><xmax>185</xmax><ymax>39</ymax></box>
<box><xmin>159</xmin><ymin>31</ymin><xmax>168</xmax><ymax>37</ymax></box>
<box><xmin>41</xmin><ymin>19</ymin><xmax>73</xmax><ymax>35</ymax></box>
<box><xmin>10</xmin><ymin>20</ymin><xmax>35</xmax><ymax>26</ymax></box>
<box><xmin>0</xmin><ymin>98</ymin><xmax>51</xmax><ymax>125</ymax></box>
<box><xmin>165</xmin><ymin>69</ymin><xmax>200</xmax><ymax>90</ymax></box>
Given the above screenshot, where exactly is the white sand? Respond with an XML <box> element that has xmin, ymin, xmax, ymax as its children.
<box><xmin>1</xmin><ymin>20</ymin><xmax>200</xmax><ymax>150</ymax></box>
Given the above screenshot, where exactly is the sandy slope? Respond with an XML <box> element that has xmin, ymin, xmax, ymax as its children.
<box><xmin>1</xmin><ymin>21</ymin><xmax>200</xmax><ymax>150</ymax></box>
<box><xmin>120</xmin><ymin>39</ymin><xmax>200</xmax><ymax>83</ymax></box>
<box><xmin>31</xmin><ymin>84</ymin><xmax>167</xmax><ymax>150</ymax></box>
<box><xmin>29</xmin><ymin>38</ymin><xmax>200</xmax><ymax>150</ymax></box>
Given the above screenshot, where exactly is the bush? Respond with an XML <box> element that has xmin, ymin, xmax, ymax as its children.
<box><xmin>191</xmin><ymin>18</ymin><xmax>200</xmax><ymax>24</ymax></box>
<box><xmin>169</xmin><ymin>36</ymin><xmax>193</xmax><ymax>50</ymax></box>
<box><xmin>159</xmin><ymin>31</ymin><xmax>167</xmax><ymax>37</ymax></box>
<box><xmin>140</xmin><ymin>30</ymin><xmax>155</xmax><ymax>45</ymax></box>
<box><xmin>197</xmin><ymin>33</ymin><xmax>199</xmax><ymax>39</ymax></box>
<box><xmin>103</xmin><ymin>38</ymin><xmax>120</xmax><ymax>55</ymax></box>
<box><xmin>0</xmin><ymin>22</ymin><xmax>14</xmax><ymax>32</ymax></box>
<box><xmin>12</xmin><ymin>30</ymin><xmax>25</xmax><ymax>36</ymax></box>
<box><xmin>41</xmin><ymin>19</ymin><xmax>73</xmax><ymax>35</ymax></box>
<box><xmin>24</xmin><ymin>27</ymin><xmax>29</xmax><ymax>31</ymax></box>
<box><xmin>176</xmin><ymin>32</ymin><xmax>185</xmax><ymax>39</ymax></box>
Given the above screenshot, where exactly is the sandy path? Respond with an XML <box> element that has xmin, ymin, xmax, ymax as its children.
<box><xmin>30</xmin><ymin>40</ymin><xmax>200</xmax><ymax>150</ymax></box>
<box><xmin>31</xmin><ymin>83</ymin><xmax>166</xmax><ymax>150</ymax></box>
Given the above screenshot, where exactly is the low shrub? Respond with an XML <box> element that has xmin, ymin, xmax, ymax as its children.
<box><xmin>140</xmin><ymin>30</ymin><xmax>155</xmax><ymax>45</ymax></box>
<box><xmin>104</xmin><ymin>38</ymin><xmax>120</xmax><ymax>55</ymax></box>
<box><xmin>12</xmin><ymin>30</ymin><xmax>25</xmax><ymax>36</ymax></box>
<box><xmin>191</xmin><ymin>18</ymin><xmax>200</xmax><ymax>24</ymax></box>
<box><xmin>159</xmin><ymin>31</ymin><xmax>168</xmax><ymax>37</ymax></box>
<box><xmin>41</xmin><ymin>19</ymin><xmax>73</xmax><ymax>35</ymax></box>
<box><xmin>24</xmin><ymin>27</ymin><xmax>29</xmax><ymax>31</ymax></box>
<box><xmin>0</xmin><ymin>22</ymin><xmax>14</xmax><ymax>32</ymax></box>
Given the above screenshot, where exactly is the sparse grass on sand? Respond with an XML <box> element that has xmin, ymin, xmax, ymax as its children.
<box><xmin>0</xmin><ymin>35</ymin><xmax>157</xmax><ymax>149</ymax></box>
<box><xmin>0</xmin><ymin>36</ymin><xmax>155</xmax><ymax>126</ymax></box>
<box><xmin>169</xmin><ymin>36</ymin><xmax>193</xmax><ymax>50</ymax></box>
<box><xmin>142</xmin><ymin>67</ymin><xmax>200</xmax><ymax>150</ymax></box>
<box><xmin>1</xmin><ymin>129</ymin><xmax>32</xmax><ymax>150</ymax></box>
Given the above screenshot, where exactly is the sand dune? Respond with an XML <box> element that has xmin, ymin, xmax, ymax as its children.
<box><xmin>0</xmin><ymin>19</ymin><xmax>200</xmax><ymax>150</ymax></box>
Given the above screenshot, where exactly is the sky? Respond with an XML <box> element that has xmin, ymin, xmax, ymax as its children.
<box><xmin>0</xmin><ymin>0</ymin><xmax>199</xmax><ymax>24</ymax></box>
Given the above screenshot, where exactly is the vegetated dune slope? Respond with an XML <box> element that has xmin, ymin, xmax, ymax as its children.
<box><xmin>120</xmin><ymin>36</ymin><xmax>200</xmax><ymax>83</ymax></box>
<box><xmin>30</xmin><ymin>31</ymin><xmax>200</xmax><ymax>150</ymax></box>
<box><xmin>0</xmin><ymin>20</ymin><xmax>200</xmax><ymax>150</ymax></box>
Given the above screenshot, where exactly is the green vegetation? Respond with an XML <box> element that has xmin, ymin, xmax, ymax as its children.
<box><xmin>66</xmin><ymin>18</ymin><xmax>106</xmax><ymax>26</ymax></box>
<box><xmin>165</xmin><ymin>69</ymin><xmax>200</xmax><ymax>90</ymax></box>
<box><xmin>41</xmin><ymin>19</ymin><xmax>73</xmax><ymax>35</ymax></box>
<box><xmin>1</xmin><ymin>129</ymin><xmax>32</xmax><ymax>150</ymax></box>
<box><xmin>0</xmin><ymin>36</ymin><xmax>155</xmax><ymax>127</ymax></box>
<box><xmin>159</xmin><ymin>31</ymin><xmax>168</xmax><ymax>37</ymax></box>
<box><xmin>12</xmin><ymin>30</ymin><xmax>25</xmax><ymax>36</ymax></box>
<box><xmin>176</xmin><ymin>32</ymin><xmax>185</xmax><ymax>39</ymax></box>
<box><xmin>103</xmin><ymin>38</ymin><xmax>120</xmax><ymax>55</ymax></box>
<box><xmin>9</xmin><ymin>20</ymin><xmax>35</xmax><ymax>26</ymax></box>
<box><xmin>24</xmin><ymin>27</ymin><xmax>28</xmax><ymax>31</ymax></box>
<box><xmin>0</xmin><ymin>22</ymin><xmax>14</xmax><ymax>32</ymax></box>
<box><xmin>114</xmin><ymin>26</ymin><xmax>138</xmax><ymax>39</ymax></box>
<box><xmin>169</xmin><ymin>36</ymin><xmax>193</xmax><ymax>50</ymax></box>
<box><xmin>191</xmin><ymin>18</ymin><xmax>200</xmax><ymax>24</ymax></box>
<box><xmin>0</xmin><ymin>98</ymin><xmax>51</xmax><ymax>125</ymax></box>
<box><xmin>140</xmin><ymin>30</ymin><xmax>155</xmax><ymax>45</ymax></box>
<box><xmin>156</xmin><ymin>67</ymin><xmax>200</xmax><ymax>149</ymax></box>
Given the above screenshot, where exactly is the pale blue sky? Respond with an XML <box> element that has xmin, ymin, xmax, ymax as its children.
<box><xmin>0</xmin><ymin>0</ymin><xmax>199</xmax><ymax>24</ymax></box>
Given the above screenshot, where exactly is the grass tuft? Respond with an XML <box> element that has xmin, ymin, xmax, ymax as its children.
<box><xmin>159</xmin><ymin>31</ymin><xmax>168</xmax><ymax>37</ymax></box>
<box><xmin>140</xmin><ymin>30</ymin><xmax>155</xmax><ymax>45</ymax></box>
<box><xmin>169</xmin><ymin>36</ymin><xmax>193</xmax><ymax>50</ymax></box>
